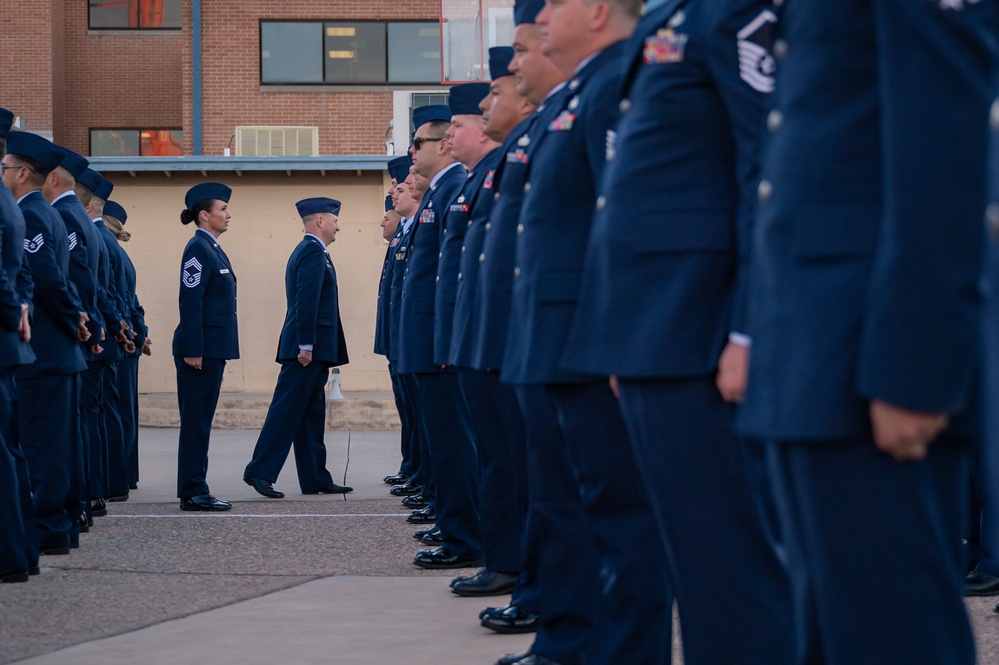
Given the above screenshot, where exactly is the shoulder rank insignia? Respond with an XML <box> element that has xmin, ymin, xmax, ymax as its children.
<box><xmin>68</xmin><ymin>231</ymin><xmax>78</xmax><ymax>251</ymax></box>
<box><xmin>549</xmin><ymin>110</ymin><xmax>576</xmax><ymax>132</ymax></box>
<box><xmin>182</xmin><ymin>256</ymin><xmax>203</xmax><ymax>288</ymax></box>
<box><xmin>24</xmin><ymin>233</ymin><xmax>44</xmax><ymax>254</ymax></box>
<box><xmin>644</xmin><ymin>27</ymin><xmax>688</xmax><ymax>64</ymax></box>
<box><xmin>483</xmin><ymin>170</ymin><xmax>495</xmax><ymax>190</ymax></box>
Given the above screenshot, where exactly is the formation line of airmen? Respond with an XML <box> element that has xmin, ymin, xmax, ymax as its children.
<box><xmin>373</xmin><ymin>1</ymin><xmax>999</xmax><ymax>664</ymax></box>
<box><xmin>0</xmin><ymin>108</ymin><xmax>149</xmax><ymax>579</ymax></box>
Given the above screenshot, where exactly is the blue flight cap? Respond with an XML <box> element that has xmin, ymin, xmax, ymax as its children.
<box><xmin>412</xmin><ymin>105</ymin><xmax>452</xmax><ymax>132</ymax></box>
<box><xmin>489</xmin><ymin>47</ymin><xmax>515</xmax><ymax>79</ymax></box>
<box><xmin>77</xmin><ymin>168</ymin><xmax>103</xmax><ymax>194</ymax></box>
<box><xmin>385</xmin><ymin>195</ymin><xmax>395</xmax><ymax>212</ymax></box>
<box><xmin>296</xmin><ymin>197</ymin><xmax>341</xmax><ymax>218</ymax></box>
<box><xmin>57</xmin><ymin>146</ymin><xmax>89</xmax><ymax>179</ymax></box>
<box><xmin>0</xmin><ymin>108</ymin><xmax>13</xmax><ymax>139</ymax></box>
<box><xmin>185</xmin><ymin>182</ymin><xmax>232</xmax><ymax>210</ymax></box>
<box><xmin>514</xmin><ymin>0</ymin><xmax>545</xmax><ymax>25</ymax></box>
<box><xmin>387</xmin><ymin>155</ymin><xmax>412</xmax><ymax>183</ymax></box>
<box><xmin>94</xmin><ymin>175</ymin><xmax>114</xmax><ymax>200</ymax></box>
<box><xmin>104</xmin><ymin>200</ymin><xmax>128</xmax><ymax>225</ymax></box>
<box><xmin>449</xmin><ymin>83</ymin><xmax>490</xmax><ymax>116</ymax></box>
<box><xmin>5</xmin><ymin>132</ymin><xmax>63</xmax><ymax>173</ymax></box>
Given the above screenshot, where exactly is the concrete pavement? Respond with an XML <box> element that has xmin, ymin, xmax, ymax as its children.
<box><xmin>2</xmin><ymin>427</ymin><xmax>998</xmax><ymax>664</ymax></box>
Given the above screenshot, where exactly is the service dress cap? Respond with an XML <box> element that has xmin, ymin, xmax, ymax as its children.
<box><xmin>489</xmin><ymin>47</ymin><xmax>515</xmax><ymax>80</ymax></box>
<box><xmin>296</xmin><ymin>197</ymin><xmax>342</xmax><ymax>218</ymax></box>
<box><xmin>449</xmin><ymin>83</ymin><xmax>491</xmax><ymax>116</ymax></box>
<box><xmin>104</xmin><ymin>200</ymin><xmax>128</xmax><ymax>225</ymax></box>
<box><xmin>412</xmin><ymin>105</ymin><xmax>452</xmax><ymax>132</ymax></box>
<box><xmin>5</xmin><ymin>132</ymin><xmax>64</xmax><ymax>172</ymax></box>
<box><xmin>185</xmin><ymin>182</ymin><xmax>232</xmax><ymax>210</ymax></box>
<box><xmin>388</xmin><ymin>155</ymin><xmax>413</xmax><ymax>183</ymax></box>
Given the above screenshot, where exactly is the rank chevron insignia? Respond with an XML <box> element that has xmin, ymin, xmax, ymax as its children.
<box><xmin>68</xmin><ymin>232</ymin><xmax>78</xmax><ymax>251</ymax></box>
<box><xmin>24</xmin><ymin>233</ymin><xmax>44</xmax><ymax>254</ymax></box>
<box><xmin>182</xmin><ymin>256</ymin><xmax>203</xmax><ymax>288</ymax></box>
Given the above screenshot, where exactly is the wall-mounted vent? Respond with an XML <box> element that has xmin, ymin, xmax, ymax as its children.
<box><xmin>235</xmin><ymin>126</ymin><xmax>319</xmax><ymax>157</ymax></box>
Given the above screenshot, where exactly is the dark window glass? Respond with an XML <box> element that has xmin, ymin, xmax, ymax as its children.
<box><xmin>91</xmin><ymin>129</ymin><xmax>183</xmax><ymax>156</ymax></box>
<box><xmin>324</xmin><ymin>23</ymin><xmax>386</xmax><ymax>84</ymax></box>
<box><xmin>261</xmin><ymin>22</ymin><xmax>323</xmax><ymax>84</ymax></box>
<box><xmin>89</xmin><ymin>0</ymin><xmax>181</xmax><ymax>29</ymax></box>
<box><xmin>388</xmin><ymin>23</ymin><xmax>441</xmax><ymax>83</ymax></box>
<box><xmin>261</xmin><ymin>21</ymin><xmax>442</xmax><ymax>85</ymax></box>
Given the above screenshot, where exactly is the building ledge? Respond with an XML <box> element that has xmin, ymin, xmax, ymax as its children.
<box><xmin>88</xmin><ymin>155</ymin><xmax>394</xmax><ymax>175</ymax></box>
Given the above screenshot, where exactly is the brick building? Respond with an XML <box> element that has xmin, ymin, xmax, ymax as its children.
<box><xmin>1</xmin><ymin>0</ymin><xmax>512</xmax><ymax>395</ymax></box>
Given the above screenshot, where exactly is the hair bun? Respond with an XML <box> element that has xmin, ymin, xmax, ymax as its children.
<box><xmin>180</xmin><ymin>209</ymin><xmax>195</xmax><ymax>225</ymax></box>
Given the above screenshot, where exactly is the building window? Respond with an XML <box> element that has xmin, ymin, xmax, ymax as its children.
<box><xmin>89</xmin><ymin>0</ymin><xmax>182</xmax><ymax>29</ymax></box>
<box><xmin>261</xmin><ymin>21</ymin><xmax>442</xmax><ymax>86</ymax></box>
<box><xmin>91</xmin><ymin>129</ymin><xmax>183</xmax><ymax>157</ymax></box>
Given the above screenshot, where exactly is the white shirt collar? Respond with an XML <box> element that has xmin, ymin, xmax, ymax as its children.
<box><xmin>305</xmin><ymin>232</ymin><xmax>328</xmax><ymax>250</ymax></box>
<box><xmin>196</xmin><ymin>227</ymin><xmax>218</xmax><ymax>244</ymax></box>
<box><xmin>51</xmin><ymin>190</ymin><xmax>76</xmax><ymax>205</ymax></box>
<box><xmin>15</xmin><ymin>191</ymin><xmax>35</xmax><ymax>205</ymax></box>
<box><xmin>428</xmin><ymin>161</ymin><xmax>463</xmax><ymax>191</ymax></box>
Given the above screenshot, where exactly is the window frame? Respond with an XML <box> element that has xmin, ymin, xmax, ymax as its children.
<box><xmin>89</xmin><ymin>128</ymin><xmax>184</xmax><ymax>157</ymax></box>
<box><xmin>258</xmin><ymin>19</ymin><xmax>443</xmax><ymax>87</ymax></box>
<box><xmin>87</xmin><ymin>0</ymin><xmax>183</xmax><ymax>31</ymax></box>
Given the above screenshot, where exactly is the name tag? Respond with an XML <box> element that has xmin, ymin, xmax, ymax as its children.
<box><xmin>220</xmin><ymin>269</ymin><xmax>230</xmax><ymax>274</ymax></box>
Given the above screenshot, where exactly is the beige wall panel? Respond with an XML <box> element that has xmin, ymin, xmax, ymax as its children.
<box><xmin>110</xmin><ymin>171</ymin><xmax>393</xmax><ymax>394</ymax></box>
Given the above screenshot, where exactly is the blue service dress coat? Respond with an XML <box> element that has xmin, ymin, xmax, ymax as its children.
<box><xmin>171</xmin><ymin>228</ymin><xmax>239</xmax><ymax>360</ymax></box>
<box><xmin>736</xmin><ymin>3</ymin><xmax>994</xmax><ymax>665</ymax></box>
<box><xmin>438</xmin><ymin>148</ymin><xmax>501</xmax><ymax>366</ymax></box>
<box><xmin>275</xmin><ymin>236</ymin><xmax>348</xmax><ymax>366</ymax></box>
<box><xmin>470</xmin><ymin>103</ymin><xmax>561</xmax><ymax>372</ymax></box>
<box><xmin>52</xmin><ymin>193</ymin><xmax>105</xmax><ymax>351</ymax></box>
<box><xmin>564</xmin><ymin>0</ymin><xmax>771</xmax><ymax>378</ymax></box>
<box><xmin>0</xmin><ymin>183</ymin><xmax>34</xmax><ymax>575</ymax></box>
<box><xmin>449</xmin><ymin>147</ymin><xmax>502</xmax><ymax>368</ymax></box>
<box><xmin>396</xmin><ymin>162</ymin><xmax>467</xmax><ymax>374</ymax></box>
<box><xmin>17</xmin><ymin>191</ymin><xmax>85</xmax><ymax>378</ymax></box>
<box><xmin>373</xmin><ymin>224</ymin><xmax>404</xmax><ymax>357</ymax></box>
<box><xmin>502</xmin><ymin>43</ymin><xmax>626</xmax><ymax>385</ymax></box>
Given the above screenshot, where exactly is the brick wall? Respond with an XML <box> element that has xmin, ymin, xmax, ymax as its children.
<box><xmin>184</xmin><ymin>0</ymin><xmax>441</xmax><ymax>156</ymax></box>
<box><xmin>1</xmin><ymin>0</ymin><xmax>56</xmax><ymax>135</ymax></box>
<box><xmin>59</xmin><ymin>0</ymin><xmax>184</xmax><ymax>155</ymax></box>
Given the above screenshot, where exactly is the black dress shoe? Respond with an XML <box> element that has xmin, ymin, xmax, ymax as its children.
<box><xmin>452</xmin><ymin>570</ymin><xmax>518</xmax><ymax>597</ymax></box>
<box><xmin>413</xmin><ymin>547</ymin><xmax>483</xmax><ymax>570</ymax></box>
<box><xmin>305</xmin><ymin>483</ymin><xmax>353</xmax><ymax>494</ymax></box>
<box><xmin>0</xmin><ymin>569</ymin><xmax>29</xmax><ymax>583</ymax></box>
<box><xmin>39</xmin><ymin>547</ymin><xmax>70</xmax><ymax>556</ymax></box>
<box><xmin>28</xmin><ymin>565</ymin><xmax>39</xmax><ymax>576</ymax></box>
<box><xmin>383</xmin><ymin>472</ymin><xmax>410</xmax><ymax>485</ymax></box>
<box><xmin>243</xmin><ymin>476</ymin><xmax>285</xmax><ymax>499</ymax></box>
<box><xmin>965</xmin><ymin>568</ymin><xmax>999</xmax><ymax>596</ymax></box>
<box><xmin>108</xmin><ymin>492</ymin><xmax>128</xmax><ymax>502</ymax></box>
<box><xmin>90</xmin><ymin>498</ymin><xmax>107</xmax><ymax>517</ymax></box>
<box><xmin>180</xmin><ymin>494</ymin><xmax>232</xmax><ymax>511</ymax></box>
<box><xmin>451</xmin><ymin>567</ymin><xmax>483</xmax><ymax>588</ymax></box>
<box><xmin>480</xmin><ymin>602</ymin><xmax>511</xmax><ymax>620</ymax></box>
<box><xmin>481</xmin><ymin>604</ymin><xmax>540</xmax><ymax>634</ymax></box>
<box><xmin>402</xmin><ymin>494</ymin><xmax>429</xmax><ymax>508</ymax></box>
<box><xmin>406</xmin><ymin>506</ymin><xmax>436</xmax><ymax>524</ymax></box>
<box><xmin>390</xmin><ymin>482</ymin><xmax>422</xmax><ymax>497</ymax></box>
<box><xmin>421</xmin><ymin>530</ymin><xmax>443</xmax><ymax>545</ymax></box>
<box><xmin>497</xmin><ymin>652</ymin><xmax>560</xmax><ymax>665</ymax></box>
<box><xmin>128</xmin><ymin>484</ymin><xmax>138</xmax><ymax>490</ymax></box>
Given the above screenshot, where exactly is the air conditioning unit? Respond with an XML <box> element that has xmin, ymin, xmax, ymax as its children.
<box><xmin>235</xmin><ymin>126</ymin><xmax>319</xmax><ymax>157</ymax></box>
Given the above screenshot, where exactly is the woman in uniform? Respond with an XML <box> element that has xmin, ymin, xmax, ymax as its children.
<box><xmin>172</xmin><ymin>183</ymin><xmax>238</xmax><ymax>511</ymax></box>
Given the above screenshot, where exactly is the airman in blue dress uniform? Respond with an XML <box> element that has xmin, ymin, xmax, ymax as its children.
<box><xmin>101</xmin><ymin>199</ymin><xmax>150</xmax><ymax>493</ymax></box>
<box><xmin>500</xmin><ymin>1</ymin><xmax>673</xmax><ymax>663</ymax></box>
<box><xmin>398</xmin><ymin>101</ymin><xmax>484</xmax><ymax>570</ymax></box>
<box><xmin>380</xmin><ymin>156</ymin><xmax>422</xmax><ymax>488</ymax></box>
<box><xmin>4</xmin><ymin>131</ymin><xmax>88</xmax><ymax>555</ymax></box>
<box><xmin>987</xmin><ymin>45</ymin><xmax>999</xmax><ymax>614</ymax></box>
<box><xmin>173</xmin><ymin>183</ymin><xmax>237</xmax><ymax>511</ymax></box>
<box><xmin>243</xmin><ymin>197</ymin><xmax>351</xmax><ymax>498</ymax></box>
<box><xmin>739</xmin><ymin>1</ymin><xmax>995</xmax><ymax>663</ymax></box>
<box><xmin>74</xmin><ymin>168</ymin><xmax>115</xmax><ymax>515</ymax></box>
<box><xmin>0</xmin><ymin>110</ymin><xmax>36</xmax><ymax>582</ymax></box>
<box><xmin>562</xmin><ymin>1</ymin><xmax>795</xmax><ymax>663</ymax></box>
<box><xmin>475</xmin><ymin>5</ymin><xmax>604</xmax><ymax>662</ymax></box>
